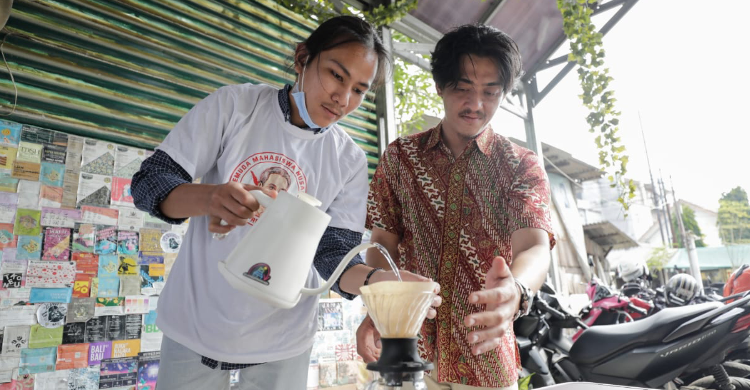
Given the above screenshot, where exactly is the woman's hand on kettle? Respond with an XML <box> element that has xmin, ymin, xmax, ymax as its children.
<box><xmin>207</xmin><ymin>183</ymin><xmax>277</xmax><ymax>234</ymax></box>
<box><xmin>368</xmin><ymin>270</ymin><xmax>442</xmax><ymax>319</ymax></box>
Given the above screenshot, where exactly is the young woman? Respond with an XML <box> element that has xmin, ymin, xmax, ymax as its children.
<box><xmin>131</xmin><ymin>16</ymin><xmax>438</xmax><ymax>390</ymax></box>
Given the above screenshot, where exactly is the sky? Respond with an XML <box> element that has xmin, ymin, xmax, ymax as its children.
<box><xmin>490</xmin><ymin>0</ymin><xmax>750</xmax><ymax>211</ymax></box>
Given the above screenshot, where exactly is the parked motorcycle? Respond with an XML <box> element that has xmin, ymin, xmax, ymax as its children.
<box><xmin>516</xmin><ymin>282</ymin><xmax>750</xmax><ymax>389</ymax></box>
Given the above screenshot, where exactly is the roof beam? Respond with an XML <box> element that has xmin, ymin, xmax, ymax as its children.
<box><xmin>481</xmin><ymin>0</ymin><xmax>508</xmax><ymax>24</ymax></box>
<box><xmin>524</xmin><ymin>0</ymin><xmax>639</xmax><ymax>107</ymax></box>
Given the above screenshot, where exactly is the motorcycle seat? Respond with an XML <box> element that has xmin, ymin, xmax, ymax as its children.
<box><xmin>569</xmin><ymin>302</ymin><xmax>722</xmax><ymax>365</ymax></box>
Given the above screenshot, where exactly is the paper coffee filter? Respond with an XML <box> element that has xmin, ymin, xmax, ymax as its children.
<box><xmin>360</xmin><ymin>281</ymin><xmax>437</xmax><ymax>338</ymax></box>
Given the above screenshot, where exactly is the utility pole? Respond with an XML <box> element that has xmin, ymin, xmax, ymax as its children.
<box><xmin>670</xmin><ymin>176</ymin><xmax>704</xmax><ymax>293</ymax></box>
<box><xmin>640</xmin><ymin>112</ymin><xmax>666</xmax><ymax>246</ymax></box>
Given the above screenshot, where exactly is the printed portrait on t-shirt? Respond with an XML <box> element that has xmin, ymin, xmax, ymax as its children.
<box><xmin>229</xmin><ymin>152</ymin><xmax>308</xmax><ymax>226</ymax></box>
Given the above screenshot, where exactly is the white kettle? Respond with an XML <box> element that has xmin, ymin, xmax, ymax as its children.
<box><xmin>217</xmin><ymin>190</ymin><xmax>376</xmax><ymax>309</ymax></box>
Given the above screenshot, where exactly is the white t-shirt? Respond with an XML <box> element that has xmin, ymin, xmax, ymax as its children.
<box><xmin>155</xmin><ymin>84</ymin><xmax>369</xmax><ymax>363</ymax></box>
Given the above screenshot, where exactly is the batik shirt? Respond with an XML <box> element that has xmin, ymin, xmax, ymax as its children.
<box><xmin>366</xmin><ymin>124</ymin><xmax>555</xmax><ymax>387</ymax></box>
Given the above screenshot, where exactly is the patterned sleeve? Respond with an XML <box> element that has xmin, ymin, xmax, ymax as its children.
<box><xmin>365</xmin><ymin>145</ymin><xmax>404</xmax><ymax>237</ymax></box>
<box><xmin>131</xmin><ymin>150</ymin><xmax>193</xmax><ymax>225</ymax></box>
<box><xmin>505</xmin><ymin>151</ymin><xmax>556</xmax><ymax>249</ymax></box>
<box><xmin>313</xmin><ymin>226</ymin><xmax>365</xmax><ymax>300</ymax></box>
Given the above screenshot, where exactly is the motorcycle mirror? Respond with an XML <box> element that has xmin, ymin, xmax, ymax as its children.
<box><xmin>540</xmin><ymin>282</ymin><xmax>555</xmax><ymax>295</ymax></box>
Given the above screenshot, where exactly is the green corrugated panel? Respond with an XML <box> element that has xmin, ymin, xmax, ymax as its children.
<box><xmin>0</xmin><ymin>0</ymin><xmax>380</xmax><ymax>172</ymax></box>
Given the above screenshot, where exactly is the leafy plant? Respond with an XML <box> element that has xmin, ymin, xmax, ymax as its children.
<box><xmin>276</xmin><ymin>0</ymin><xmax>418</xmax><ymax>27</ymax></box>
<box><xmin>557</xmin><ymin>0</ymin><xmax>635</xmax><ymax>212</ymax></box>
<box><xmin>391</xmin><ymin>31</ymin><xmax>442</xmax><ymax>135</ymax></box>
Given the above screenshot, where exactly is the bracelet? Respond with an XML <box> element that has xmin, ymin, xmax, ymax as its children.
<box><xmin>364</xmin><ymin>268</ymin><xmax>383</xmax><ymax>286</ymax></box>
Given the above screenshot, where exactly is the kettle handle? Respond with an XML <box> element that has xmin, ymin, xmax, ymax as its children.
<box><xmin>213</xmin><ymin>190</ymin><xmax>275</xmax><ymax>239</ymax></box>
<box><xmin>300</xmin><ymin>242</ymin><xmax>376</xmax><ymax>295</ymax></box>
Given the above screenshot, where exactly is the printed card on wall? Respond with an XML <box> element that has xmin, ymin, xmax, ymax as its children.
<box><xmin>76</xmin><ymin>172</ymin><xmax>112</xmax><ymax>208</ymax></box>
<box><xmin>137</xmin><ymin>351</ymin><xmax>159</xmax><ymax>390</ymax></box>
<box><xmin>16</xmin><ymin>235</ymin><xmax>41</xmax><ymax>260</ymax></box>
<box><xmin>41</xmin><ymin>143</ymin><xmax>66</xmax><ymax>164</ymax></box>
<box><xmin>143</xmin><ymin>213</ymin><xmax>170</xmax><ymax>230</ymax></box>
<box><xmin>84</xmin><ymin>316</ymin><xmax>107</xmax><ymax>343</ymax></box>
<box><xmin>118</xmin><ymin>255</ymin><xmax>138</xmax><ymax>276</ymax></box>
<box><xmin>0</xmin><ymin>305</ymin><xmax>37</xmax><ymax>327</ymax></box>
<box><xmin>25</xmin><ymin>261</ymin><xmax>76</xmax><ymax>288</ymax></box>
<box><xmin>20</xmin><ymin>125</ymin><xmax>55</xmax><ymax>144</ymax></box>
<box><xmin>0</xmin><ymin>223</ymin><xmax>16</xmax><ymax>250</ymax></box>
<box><xmin>1</xmin><ymin>260</ymin><xmax>26</xmax><ymax>289</ymax></box>
<box><xmin>88</xmin><ymin>341</ymin><xmax>112</xmax><ymax>366</ymax></box>
<box><xmin>0</xmin><ymin>356</ymin><xmax>20</xmax><ymax>380</ymax></box>
<box><xmin>111</xmin><ymin>340</ymin><xmax>140</xmax><ymax>358</ymax></box>
<box><xmin>39</xmin><ymin>162</ymin><xmax>64</xmax><ymax>187</ymax></box>
<box><xmin>61</xmin><ymin>174</ymin><xmax>79</xmax><ymax>210</ymax></box>
<box><xmin>124</xmin><ymin>314</ymin><xmax>142</xmax><ymax>340</ymax></box>
<box><xmin>117</xmin><ymin>207</ymin><xmax>143</xmax><ymax>232</ymax></box>
<box><xmin>105</xmin><ymin>315</ymin><xmax>126</xmax><ymax>341</ymax></box>
<box><xmin>81</xmin><ymin>139</ymin><xmax>115</xmax><ymax>175</ymax></box>
<box><xmin>139</xmin><ymin>266</ymin><xmax>164</xmax><ymax>296</ymax></box>
<box><xmin>95</xmin><ymin>297</ymin><xmax>124</xmax><ymax>316</ymax></box>
<box><xmin>14</xmin><ymin>209</ymin><xmax>41</xmax><ymax>236</ymax></box>
<box><xmin>40</xmin><ymin>207</ymin><xmax>81</xmax><ymax>229</ymax></box>
<box><xmin>62</xmin><ymin>322</ymin><xmax>86</xmax><ymax>344</ymax></box>
<box><xmin>111</xmin><ymin>177</ymin><xmax>133</xmax><ymax>207</ymax></box>
<box><xmin>0</xmin><ymin>146</ymin><xmax>17</xmax><ymax>171</ymax></box>
<box><xmin>65</xmin><ymin>135</ymin><xmax>84</xmax><ymax>171</ymax></box>
<box><xmin>99</xmin><ymin>357</ymin><xmax>137</xmax><ymax>388</ymax></box>
<box><xmin>28</xmin><ymin>323</ymin><xmax>63</xmax><ymax>348</ymax></box>
<box><xmin>38</xmin><ymin>185</ymin><xmax>63</xmax><ymax>208</ymax></box>
<box><xmin>97</xmin><ymin>277</ymin><xmax>119</xmax><ymax>299</ymax></box>
<box><xmin>0</xmin><ymin>120</ymin><xmax>22</xmax><ymax>146</ymax></box>
<box><xmin>90</xmin><ymin>277</ymin><xmax>98</xmax><ymax>298</ymax></box>
<box><xmin>0</xmin><ymin>174</ymin><xmax>19</xmax><ymax>193</ymax></box>
<box><xmin>36</xmin><ymin>302</ymin><xmax>67</xmax><ymax>328</ymax></box>
<box><xmin>137</xmin><ymin>252</ymin><xmax>163</xmax><ymax>265</ymax></box>
<box><xmin>72</xmin><ymin>252</ymin><xmax>98</xmax><ymax>275</ymax></box>
<box><xmin>72</xmin><ymin>275</ymin><xmax>91</xmax><ymax>298</ymax></box>
<box><xmin>33</xmin><ymin>369</ymin><xmax>69</xmax><ymax>389</ymax></box>
<box><xmin>41</xmin><ymin>227</ymin><xmax>71</xmax><ymax>261</ymax></box>
<box><xmin>123</xmin><ymin>295</ymin><xmax>148</xmax><ymax>314</ymax></box>
<box><xmin>81</xmin><ymin>205</ymin><xmax>118</xmax><ymax>226</ymax></box>
<box><xmin>11</xmin><ymin>161</ymin><xmax>41</xmax><ymax>183</ymax></box>
<box><xmin>114</xmin><ymin>145</ymin><xmax>145</xmax><ymax>179</ymax></box>
<box><xmin>0</xmin><ymin>193</ymin><xmax>18</xmax><ymax>223</ymax></box>
<box><xmin>96</xmin><ymin>227</ymin><xmax>118</xmax><ymax>255</ymax></box>
<box><xmin>68</xmin><ymin>366</ymin><xmax>100</xmax><ymax>390</ymax></box>
<box><xmin>19</xmin><ymin>346</ymin><xmax>56</xmax><ymax>374</ymax></box>
<box><xmin>29</xmin><ymin>287</ymin><xmax>72</xmax><ymax>303</ymax></box>
<box><xmin>1</xmin><ymin>325</ymin><xmax>30</xmax><ymax>356</ymax></box>
<box><xmin>138</xmin><ymin>229</ymin><xmax>163</xmax><ymax>254</ymax></box>
<box><xmin>117</xmin><ymin>230</ymin><xmax>138</xmax><ymax>255</ymax></box>
<box><xmin>98</xmin><ymin>254</ymin><xmax>119</xmax><ymax>278</ymax></box>
<box><xmin>0</xmin><ymin>287</ymin><xmax>30</xmax><ymax>307</ymax></box>
<box><xmin>119</xmin><ymin>276</ymin><xmax>141</xmax><ymax>297</ymax></box>
<box><xmin>318</xmin><ymin>300</ymin><xmax>344</xmax><ymax>331</ymax></box>
<box><xmin>15</xmin><ymin>142</ymin><xmax>42</xmax><ymax>164</ymax></box>
<box><xmin>72</xmin><ymin>224</ymin><xmax>96</xmax><ymax>252</ymax></box>
<box><xmin>16</xmin><ymin>181</ymin><xmax>40</xmax><ymax>209</ymax></box>
<box><xmin>66</xmin><ymin>298</ymin><xmax>95</xmax><ymax>323</ymax></box>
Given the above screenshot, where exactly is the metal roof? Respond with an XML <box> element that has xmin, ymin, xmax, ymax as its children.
<box><xmin>584</xmin><ymin>220</ymin><xmax>639</xmax><ymax>250</ymax></box>
<box><xmin>510</xmin><ymin>137</ymin><xmax>604</xmax><ymax>182</ymax></box>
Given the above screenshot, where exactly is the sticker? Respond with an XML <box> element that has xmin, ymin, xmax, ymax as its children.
<box><xmin>243</xmin><ymin>263</ymin><xmax>271</xmax><ymax>285</ymax></box>
<box><xmin>36</xmin><ymin>303</ymin><xmax>68</xmax><ymax>328</ymax></box>
<box><xmin>160</xmin><ymin>232</ymin><xmax>181</xmax><ymax>253</ymax></box>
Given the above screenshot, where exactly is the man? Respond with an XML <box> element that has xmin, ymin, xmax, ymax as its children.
<box><xmin>357</xmin><ymin>24</ymin><xmax>555</xmax><ymax>390</ymax></box>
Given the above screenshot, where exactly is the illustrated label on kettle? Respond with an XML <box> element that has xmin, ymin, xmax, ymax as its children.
<box><xmin>243</xmin><ymin>263</ymin><xmax>271</xmax><ymax>285</ymax></box>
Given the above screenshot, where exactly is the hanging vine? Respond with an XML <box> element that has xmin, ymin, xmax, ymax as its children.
<box><xmin>557</xmin><ymin>0</ymin><xmax>635</xmax><ymax>211</ymax></box>
<box><xmin>276</xmin><ymin>0</ymin><xmax>418</xmax><ymax>27</ymax></box>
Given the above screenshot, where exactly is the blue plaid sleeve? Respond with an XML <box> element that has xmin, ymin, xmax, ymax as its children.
<box><xmin>131</xmin><ymin>150</ymin><xmax>194</xmax><ymax>225</ymax></box>
<box><xmin>314</xmin><ymin>226</ymin><xmax>366</xmax><ymax>300</ymax></box>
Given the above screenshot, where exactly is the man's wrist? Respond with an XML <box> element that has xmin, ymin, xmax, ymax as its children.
<box><xmin>513</xmin><ymin>279</ymin><xmax>533</xmax><ymax>321</ymax></box>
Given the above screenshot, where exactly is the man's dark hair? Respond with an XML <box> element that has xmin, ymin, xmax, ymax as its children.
<box><xmin>295</xmin><ymin>15</ymin><xmax>390</xmax><ymax>88</ymax></box>
<box><xmin>430</xmin><ymin>24</ymin><xmax>522</xmax><ymax>93</ymax></box>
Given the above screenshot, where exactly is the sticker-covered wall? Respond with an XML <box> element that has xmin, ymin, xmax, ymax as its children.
<box><xmin>0</xmin><ymin>119</ymin><xmax>180</xmax><ymax>389</ymax></box>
